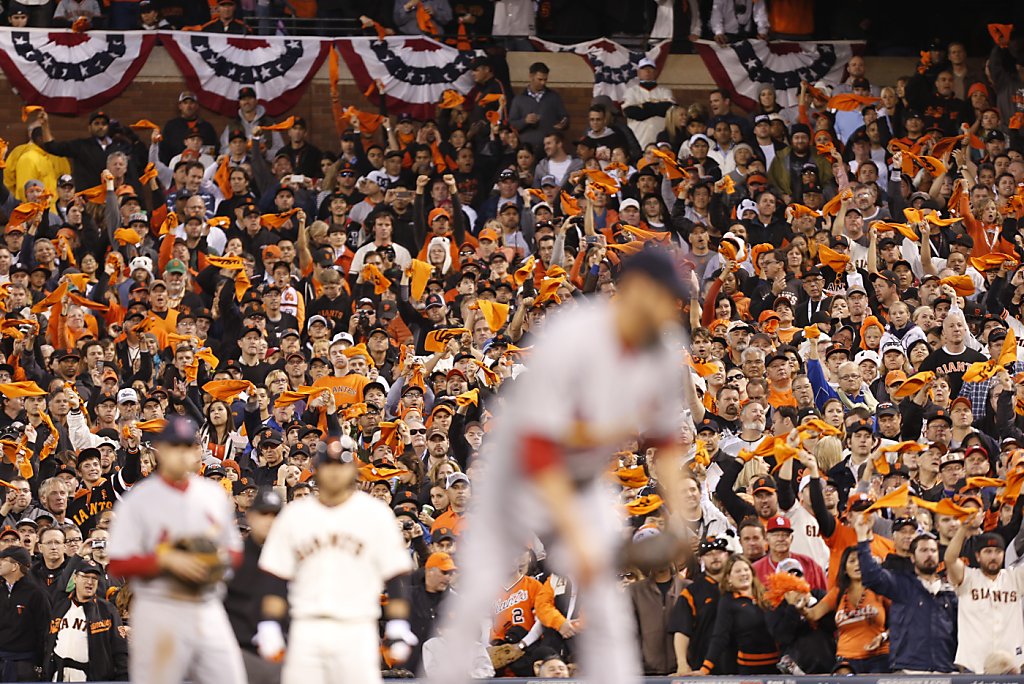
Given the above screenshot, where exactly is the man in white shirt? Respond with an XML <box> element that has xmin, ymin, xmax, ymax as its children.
<box><xmin>622</xmin><ymin>59</ymin><xmax>675</xmax><ymax>149</ymax></box>
<box><xmin>945</xmin><ymin>512</ymin><xmax>1024</xmax><ymax>674</ymax></box>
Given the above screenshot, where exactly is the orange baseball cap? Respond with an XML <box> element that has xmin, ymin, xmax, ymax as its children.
<box><xmin>885</xmin><ymin>370</ymin><xmax>907</xmax><ymax>386</ymax></box>
<box><xmin>478</xmin><ymin>227</ymin><xmax>499</xmax><ymax>242</ymax></box>
<box><xmin>428</xmin><ymin>207</ymin><xmax>451</xmax><ymax>224</ymax></box>
<box><xmin>425</xmin><ymin>552</ymin><xmax>457</xmax><ymax>572</ymax></box>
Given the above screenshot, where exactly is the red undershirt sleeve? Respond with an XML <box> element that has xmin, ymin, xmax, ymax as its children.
<box><xmin>108</xmin><ymin>555</ymin><xmax>161</xmax><ymax>579</ymax></box>
<box><xmin>521</xmin><ymin>434</ymin><xmax>562</xmax><ymax>477</ymax></box>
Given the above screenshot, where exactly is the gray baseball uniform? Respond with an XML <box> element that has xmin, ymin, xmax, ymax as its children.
<box><xmin>429</xmin><ymin>301</ymin><xmax>685</xmax><ymax>684</ymax></box>
<box><xmin>107</xmin><ymin>474</ymin><xmax>246</xmax><ymax>684</ymax></box>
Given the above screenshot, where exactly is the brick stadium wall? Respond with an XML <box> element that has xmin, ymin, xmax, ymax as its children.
<box><xmin>0</xmin><ymin>50</ymin><xmax>914</xmax><ymax>155</ymax></box>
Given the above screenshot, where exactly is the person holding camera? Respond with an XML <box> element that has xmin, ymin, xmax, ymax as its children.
<box><xmin>57</xmin><ymin>526</ymin><xmax>120</xmax><ymax>602</ymax></box>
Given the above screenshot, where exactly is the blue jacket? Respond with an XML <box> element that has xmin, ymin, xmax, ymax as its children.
<box><xmin>807</xmin><ymin>359</ymin><xmax>873</xmax><ymax>411</ymax></box>
<box><xmin>857</xmin><ymin>541</ymin><xmax>957</xmax><ymax>672</ymax></box>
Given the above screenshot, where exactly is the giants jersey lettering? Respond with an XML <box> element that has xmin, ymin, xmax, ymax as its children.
<box><xmin>786</xmin><ymin>505</ymin><xmax>830</xmax><ymax>573</ymax></box>
<box><xmin>954</xmin><ymin>566</ymin><xmax>1024</xmax><ymax>674</ymax></box>
<box><xmin>259</xmin><ymin>492</ymin><xmax>412</xmax><ymax>621</ymax></box>
<box><xmin>491</xmin><ymin>575</ymin><xmax>542</xmax><ymax>642</ymax></box>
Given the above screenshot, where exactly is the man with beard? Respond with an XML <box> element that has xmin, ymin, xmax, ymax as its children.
<box><xmin>768</xmin><ymin>123</ymin><xmax>832</xmax><ymax>204</ymax></box>
<box><xmin>668</xmin><ymin>537</ymin><xmax>732</xmax><ymax>675</ymax></box>
<box><xmin>945</xmin><ymin>512</ymin><xmax>1024</xmax><ymax>674</ymax></box>
<box><xmin>712</xmin><ymin>385</ymin><xmax>741</xmax><ymax>435</ymax></box>
<box><xmin>854</xmin><ymin>512</ymin><xmax>957</xmax><ymax>673</ymax></box>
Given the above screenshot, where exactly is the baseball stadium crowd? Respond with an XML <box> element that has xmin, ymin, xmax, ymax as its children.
<box><xmin>3</xmin><ymin>6</ymin><xmax>1024</xmax><ymax>682</ymax></box>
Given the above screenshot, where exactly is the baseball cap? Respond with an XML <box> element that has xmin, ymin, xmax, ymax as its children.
<box><xmin>164</xmin><ymin>258</ymin><xmax>187</xmax><ymax>275</ymax></box>
<box><xmin>15</xmin><ymin>518</ymin><xmax>37</xmax><ymax>529</ymax></box>
<box><xmin>117</xmin><ymin>388</ymin><xmax>139</xmax><ymax>404</ymax></box>
<box><xmin>940</xmin><ymin>451</ymin><xmax>965</xmax><ymax>468</ymax></box>
<box><xmin>153</xmin><ymin>415</ymin><xmax>198</xmax><ymax>446</ymax></box>
<box><xmin>445</xmin><ymin>472</ymin><xmax>469</xmax><ymax>489</ymax></box>
<box><xmin>232</xmin><ymin>480</ymin><xmax>257</xmax><ymax>496</ymax></box>
<box><xmin>765</xmin><ymin>515</ymin><xmax>793</xmax><ymax>533</ymax></box>
<box><xmin>698</xmin><ymin>536</ymin><xmax>729</xmax><ymax>555</ymax></box>
<box><xmin>854</xmin><ymin>350</ymin><xmax>880</xmax><ymax>366</ymax></box>
<box><xmin>424</xmin><ymin>293</ymin><xmax>446</xmax><ymax>309</ymax></box>
<box><xmin>949</xmin><ymin>396</ymin><xmax>972</xmax><ymax>412</ymax></box>
<box><xmin>891</xmin><ymin>517</ymin><xmax>918</xmax><ymax>531</ymax></box>
<box><xmin>178</xmin><ymin>90</ymin><xmax>197</xmax><ymax>103</ymax></box>
<box><xmin>876</xmin><ymin>402</ymin><xmax>899</xmax><ymax>417</ymax></box>
<box><xmin>238</xmin><ymin>86</ymin><xmax>257</xmax><ymax>99</ymax></box>
<box><xmin>250</xmin><ymin>488</ymin><xmax>284</xmax><ymax>514</ymax></box>
<box><xmin>846</xmin><ymin>491</ymin><xmax>876</xmax><ymax>512</ymax></box>
<box><xmin>696</xmin><ymin>417</ymin><xmax>720</xmax><ymax>434</ymax></box>
<box><xmin>619</xmin><ymin>198</ymin><xmax>640</xmax><ymax>212</ymax></box>
<box><xmin>777</xmin><ymin>558</ymin><xmax>804</xmax><ymax>576</ymax></box>
<box><xmin>57</xmin><ymin>174</ymin><xmax>74</xmax><ymax>187</ymax></box>
<box><xmin>925</xmin><ymin>408</ymin><xmax>953</xmax><ymax>425</ymax></box>
<box><xmin>257</xmin><ymin>427</ymin><xmax>283</xmax><ymax>446</ymax></box>
<box><xmin>618</xmin><ymin>248</ymin><xmax>688</xmax><ymax>300</ymax></box>
<box><xmin>977</xmin><ymin>533</ymin><xmax>1006</xmax><ymax>550</ymax></box>
<box><xmin>847</xmin><ymin>418</ymin><xmax>874</xmax><ymax>434</ymax></box>
<box><xmin>204</xmin><ymin>465</ymin><xmax>227</xmax><ymax>479</ymax></box>
<box><xmin>751</xmin><ymin>475</ymin><xmax>776</xmax><ymax>495</ymax></box>
<box><xmin>425</xmin><ymin>552</ymin><xmax>457</xmax><ymax>571</ymax></box>
<box><xmin>0</xmin><ymin>546</ymin><xmax>31</xmax><ymax>566</ymax></box>
<box><xmin>76</xmin><ymin>560</ymin><xmax>104</xmax><ymax>576</ymax></box>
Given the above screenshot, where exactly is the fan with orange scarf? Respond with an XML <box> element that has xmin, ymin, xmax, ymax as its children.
<box><xmin>31</xmin><ymin>275</ymin><xmax>108</xmax><ymax>352</ymax></box>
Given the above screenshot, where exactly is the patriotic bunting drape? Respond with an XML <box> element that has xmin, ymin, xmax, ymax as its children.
<box><xmin>161</xmin><ymin>33</ymin><xmax>329</xmax><ymax>117</ymax></box>
<box><xmin>0</xmin><ymin>28</ymin><xmax>156</xmax><ymax>115</ymax></box>
<box><xmin>333</xmin><ymin>37</ymin><xmax>480</xmax><ymax>120</ymax></box>
<box><xmin>530</xmin><ymin>38</ymin><xmax>672</xmax><ymax>104</ymax></box>
<box><xmin>694</xmin><ymin>39</ymin><xmax>864</xmax><ymax>110</ymax></box>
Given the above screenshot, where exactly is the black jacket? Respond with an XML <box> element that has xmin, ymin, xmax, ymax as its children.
<box><xmin>44</xmin><ymin>594</ymin><xmax>128</xmax><ymax>681</ymax></box>
<box><xmin>408</xmin><ymin>567</ymin><xmax>450</xmax><ymax>674</ymax></box>
<box><xmin>225</xmin><ymin>536</ymin><xmax>289</xmax><ymax>653</ymax></box>
<box><xmin>43</xmin><ymin>136</ymin><xmax>133</xmax><ymax>189</ymax></box>
<box><xmin>0</xmin><ymin>575</ymin><xmax>50</xmax><ymax>666</ymax></box>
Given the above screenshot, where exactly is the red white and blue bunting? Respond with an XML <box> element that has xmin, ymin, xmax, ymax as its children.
<box><xmin>333</xmin><ymin>37</ymin><xmax>480</xmax><ymax>121</ymax></box>
<box><xmin>161</xmin><ymin>33</ymin><xmax>329</xmax><ymax>117</ymax></box>
<box><xmin>694</xmin><ymin>39</ymin><xmax>863</xmax><ymax>110</ymax></box>
<box><xmin>530</xmin><ymin>38</ymin><xmax>672</xmax><ymax>104</ymax></box>
<box><xmin>0</xmin><ymin>28</ymin><xmax>156</xmax><ymax>115</ymax></box>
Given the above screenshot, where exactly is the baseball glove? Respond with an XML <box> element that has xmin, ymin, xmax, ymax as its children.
<box><xmin>487</xmin><ymin>644</ymin><xmax>524</xmax><ymax>669</ymax></box>
<box><xmin>170</xmin><ymin>537</ymin><xmax>228</xmax><ymax>591</ymax></box>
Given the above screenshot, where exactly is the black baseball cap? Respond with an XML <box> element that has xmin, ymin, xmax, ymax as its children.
<box><xmin>698</xmin><ymin>536</ymin><xmax>729</xmax><ymax>555</ymax></box>
<box><xmin>250</xmin><ymin>487</ymin><xmax>284</xmax><ymax>514</ymax></box>
<box><xmin>154</xmin><ymin>415</ymin><xmax>198</xmax><ymax>446</ymax></box>
<box><xmin>876</xmin><ymin>402</ymin><xmax>898</xmax><ymax>417</ymax></box>
<box><xmin>696</xmin><ymin>417</ymin><xmax>720</xmax><ymax>434</ymax></box>
<box><xmin>257</xmin><ymin>427</ymin><xmax>283</xmax><ymax>446</ymax></box>
<box><xmin>618</xmin><ymin>249</ymin><xmax>687</xmax><ymax>300</ymax></box>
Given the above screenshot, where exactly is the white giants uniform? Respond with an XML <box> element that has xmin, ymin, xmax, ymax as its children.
<box><xmin>431</xmin><ymin>301</ymin><xmax>685</xmax><ymax>684</ymax></box>
<box><xmin>259</xmin><ymin>491</ymin><xmax>413</xmax><ymax>684</ymax></box>
<box><xmin>786</xmin><ymin>503</ymin><xmax>830</xmax><ymax>573</ymax></box>
<box><xmin>953</xmin><ymin>565</ymin><xmax>1024</xmax><ymax>673</ymax></box>
<box><xmin>106</xmin><ymin>475</ymin><xmax>245</xmax><ymax>684</ymax></box>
